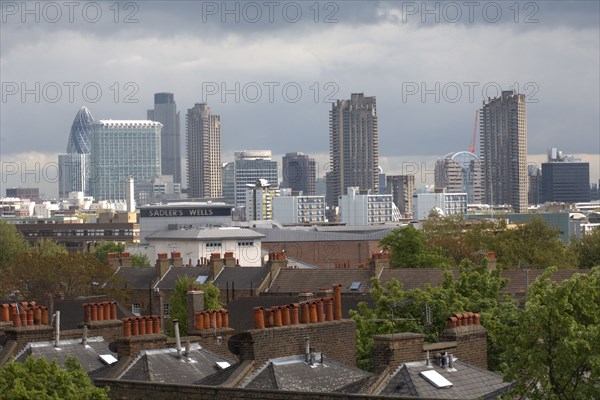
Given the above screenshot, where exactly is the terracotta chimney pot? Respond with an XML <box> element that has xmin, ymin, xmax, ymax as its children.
<box><xmin>33</xmin><ymin>306</ymin><xmax>42</xmax><ymax>325</ymax></box>
<box><xmin>12</xmin><ymin>311</ymin><xmax>21</xmax><ymax>328</ymax></box>
<box><xmin>273</xmin><ymin>307</ymin><xmax>282</xmax><ymax>327</ymax></box>
<box><xmin>146</xmin><ymin>316</ymin><xmax>153</xmax><ymax>334</ymax></box>
<box><xmin>123</xmin><ymin>318</ymin><xmax>131</xmax><ymax>337</ymax></box>
<box><xmin>281</xmin><ymin>305</ymin><xmax>290</xmax><ymax>326</ymax></box>
<box><xmin>91</xmin><ymin>304</ymin><xmax>98</xmax><ymax>321</ymax></box>
<box><xmin>111</xmin><ymin>302</ymin><xmax>117</xmax><ymax>320</ymax></box>
<box><xmin>195</xmin><ymin>312</ymin><xmax>203</xmax><ymax>330</ymax></box>
<box><xmin>139</xmin><ymin>317</ymin><xmax>147</xmax><ymax>335</ymax></box>
<box><xmin>104</xmin><ymin>302</ymin><xmax>111</xmax><ymax>321</ymax></box>
<box><xmin>324</xmin><ymin>297</ymin><xmax>334</xmax><ymax>321</ymax></box>
<box><xmin>19</xmin><ymin>310</ymin><xmax>27</xmax><ymax>326</ymax></box>
<box><xmin>41</xmin><ymin>307</ymin><xmax>48</xmax><ymax>325</ymax></box>
<box><xmin>132</xmin><ymin>317</ymin><xmax>139</xmax><ymax>336</ymax></box>
<box><xmin>0</xmin><ymin>304</ymin><xmax>10</xmax><ymax>322</ymax></box>
<box><xmin>203</xmin><ymin>311</ymin><xmax>210</xmax><ymax>329</ymax></box>
<box><xmin>309</xmin><ymin>301</ymin><xmax>318</xmax><ymax>323</ymax></box>
<box><xmin>473</xmin><ymin>313</ymin><xmax>481</xmax><ymax>325</ymax></box>
<box><xmin>301</xmin><ymin>302</ymin><xmax>310</xmax><ymax>324</ymax></box>
<box><xmin>333</xmin><ymin>284</ymin><xmax>342</xmax><ymax>320</ymax></box>
<box><xmin>152</xmin><ymin>316</ymin><xmax>161</xmax><ymax>334</ymax></box>
<box><xmin>222</xmin><ymin>310</ymin><xmax>229</xmax><ymax>328</ymax></box>
<box><xmin>254</xmin><ymin>307</ymin><xmax>265</xmax><ymax>330</ymax></box>
<box><xmin>216</xmin><ymin>310</ymin><xmax>223</xmax><ymax>328</ymax></box>
<box><xmin>316</xmin><ymin>298</ymin><xmax>325</xmax><ymax>322</ymax></box>
<box><xmin>290</xmin><ymin>304</ymin><xmax>299</xmax><ymax>325</ymax></box>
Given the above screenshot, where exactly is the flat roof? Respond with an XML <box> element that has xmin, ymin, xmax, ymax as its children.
<box><xmin>146</xmin><ymin>227</ymin><xmax>264</xmax><ymax>241</ymax></box>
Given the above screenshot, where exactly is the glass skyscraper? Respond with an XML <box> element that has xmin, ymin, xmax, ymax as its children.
<box><xmin>89</xmin><ymin>120</ymin><xmax>162</xmax><ymax>202</ymax></box>
<box><xmin>58</xmin><ymin>107</ymin><xmax>95</xmax><ymax>198</ymax></box>
<box><xmin>148</xmin><ymin>93</ymin><xmax>182</xmax><ymax>184</ymax></box>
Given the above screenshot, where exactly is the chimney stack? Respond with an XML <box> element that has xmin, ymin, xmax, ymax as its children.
<box><xmin>120</xmin><ymin>252</ymin><xmax>132</xmax><ymax>267</ymax></box>
<box><xmin>223</xmin><ymin>251</ymin><xmax>236</xmax><ymax>267</ymax></box>
<box><xmin>155</xmin><ymin>253</ymin><xmax>171</xmax><ymax>278</ymax></box>
<box><xmin>171</xmin><ymin>252</ymin><xmax>183</xmax><ymax>268</ymax></box>
<box><xmin>208</xmin><ymin>252</ymin><xmax>224</xmax><ymax>278</ymax></box>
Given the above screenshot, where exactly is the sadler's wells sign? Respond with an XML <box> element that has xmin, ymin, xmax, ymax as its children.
<box><xmin>140</xmin><ymin>207</ymin><xmax>231</xmax><ymax>218</ymax></box>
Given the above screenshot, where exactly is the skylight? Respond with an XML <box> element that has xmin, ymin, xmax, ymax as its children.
<box><xmin>216</xmin><ymin>361</ymin><xmax>231</xmax><ymax>369</ymax></box>
<box><xmin>99</xmin><ymin>354</ymin><xmax>118</xmax><ymax>365</ymax></box>
<box><xmin>196</xmin><ymin>275</ymin><xmax>208</xmax><ymax>284</ymax></box>
<box><xmin>419</xmin><ymin>370</ymin><xmax>453</xmax><ymax>388</ymax></box>
<box><xmin>350</xmin><ymin>281</ymin><xmax>361</xmax><ymax>290</ymax></box>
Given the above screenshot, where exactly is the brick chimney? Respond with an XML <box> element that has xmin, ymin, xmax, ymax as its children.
<box><xmin>186</xmin><ymin>290</ymin><xmax>204</xmax><ymax>334</ymax></box>
<box><xmin>440</xmin><ymin>312</ymin><xmax>487</xmax><ymax>369</ymax></box>
<box><xmin>155</xmin><ymin>253</ymin><xmax>170</xmax><ymax>278</ymax></box>
<box><xmin>486</xmin><ymin>251</ymin><xmax>497</xmax><ymax>271</ymax></box>
<box><xmin>120</xmin><ymin>252</ymin><xmax>132</xmax><ymax>267</ymax></box>
<box><xmin>107</xmin><ymin>252</ymin><xmax>119</xmax><ymax>268</ymax></box>
<box><xmin>223</xmin><ymin>251</ymin><xmax>236</xmax><ymax>267</ymax></box>
<box><xmin>208</xmin><ymin>252</ymin><xmax>224</xmax><ymax>278</ymax></box>
<box><xmin>372</xmin><ymin>333</ymin><xmax>425</xmax><ymax>372</ymax></box>
<box><xmin>266</xmin><ymin>252</ymin><xmax>287</xmax><ymax>286</ymax></box>
<box><xmin>171</xmin><ymin>251</ymin><xmax>183</xmax><ymax>268</ymax></box>
<box><xmin>1</xmin><ymin>302</ymin><xmax>53</xmax><ymax>350</ymax></box>
<box><xmin>370</xmin><ymin>252</ymin><xmax>390</xmax><ymax>277</ymax></box>
<box><xmin>118</xmin><ymin>315</ymin><xmax>167</xmax><ymax>358</ymax></box>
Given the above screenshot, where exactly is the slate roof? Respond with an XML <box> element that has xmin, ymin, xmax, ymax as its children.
<box><xmin>213</xmin><ymin>266</ymin><xmax>269</xmax><ymax>291</ymax></box>
<box><xmin>110</xmin><ymin>267</ymin><xmax>157</xmax><ymax>290</ymax></box>
<box><xmin>118</xmin><ymin>343</ymin><xmax>234</xmax><ymax>385</ymax></box>
<box><xmin>501</xmin><ymin>269</ymin><xmax>590</xmax><ymax>298</ymax></box>
<box><xmin>146</xmin><ymin>228</ymin><xmax>264</xmax><ymax>241</ymax></box>
<box><xmin>224</xmin><ymin>295</ymin><xmax>372</xmax><ymax>332</ymax></box>
<box><xmin>154</xmin><ymin>266</ymin><xmax>211</xmax><ymax>290</ymax></box>
<box><xmin>15</xmin><ymin>337</ymin><xmax>117</xmax><ymax>375</ymax></box>
<box><xmin>241</xmin><ymin>354</ymin><xmax>371</xmax><ymax>392</ymax></box>
<box><xmin>379</xmin><ymin>269</ymin><xmax>457</xmax><ymax>291</ymax></box>
<box><xmin>267</xmin><ymin>269</ymin><xmax>375</xmax><ymax>294</ymax></box>
<box><xmin>378</xmin><ymin>360</ymin><xmax>512</xmax><ymax>399</ymax></box>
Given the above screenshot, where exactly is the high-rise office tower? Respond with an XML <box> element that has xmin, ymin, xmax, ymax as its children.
<box><xmin>186</xmin><ymin>103</ymin><xmax>222</xmax><ymax>199</ymax></box>
<box><xmin>329</xmin><ymin>93</ymin><xmax>379</xmax><ymax>206</ymax></box>
<box><xmin>222</xmin><ymin>162</ymin><xmax>236</xmax><ymax>205</ymax></box>
<box><xmin>233</xmin><ymin>150</ymin><xmax>278</xmax><ymax>206</ymax></box>
<box><xmin>480</xmin><ymin>90</ymin><xmax>527</xmax><ymax>212</ymax></box>
<box><xmin>281</xmin><ymin>152</ymin><xmax>316</xmax><ymax>195</ymax></box>
<box><xmin>148</xmin><ymin>93</ymin><xmax>181</xmax><ymax>184</ymax></box>
<box><xmin>527</xmin><ymin>164</ymin><xmax>541</xmax><ymax>205</ymax></box>
<box><xmin>386</xmin><ymin>175</ymin><xmax>415</xmax><ymax>217</ymax></box>
<box><xmin>89</xmin><ymin>120</ymin><xmax>162</xmax><ymax>202</ymax></box>
<box><xmin>58</xmin><ymin>107</ymin><xmax>94</xmax><ymax>197</ymax></box>
<box><xmin>435</xmin><ymin>151</ymin><xmax>483</xmax><ymax>204</ymax></box>
<box><xmin>541</xmin><ymin>148</ymin><xmax>590</xmax><ymax>203</ymax></box>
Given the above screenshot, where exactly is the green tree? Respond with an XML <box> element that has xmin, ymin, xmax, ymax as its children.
<box><xmin>167</xmin><ymin>276</ymin><xmax>222</xmax><ymax>337</ymax></box>
<box><xmin>570</xmin><ymin>228</ymin><xmax>600</xmax><ymax>269</ymax></box>
<box><xmin>0</xmin><ymin>356</ymin><xmax>109</xmax><ymax>400</ymax></box>
<box><xmin>93</xmin><ymin>242</ymin><xmax>125</xmax><ymax>264</ymax></box>
<box><xmin>502</xmin><ymin>267</ymin><xmax>600</xmax><ymax>399</ymax></box>
<box><xmin>0</xmin><ymin>221</ymin><xmax>28</xmax><ymax>270</ymax></box>
<box><xmin>379</xmin><ymin>225</ymin><xmax>453</xmax><ymax>268</ymax></box>
<box><xmin>131</xmin><ymin>253</ymin><xmax>151</xmax><ymax>267</ymax></box>
<box><xmin>350</xmin><ymin>260</ymin><xmax>518</xmax><ymax>371</ymax></box>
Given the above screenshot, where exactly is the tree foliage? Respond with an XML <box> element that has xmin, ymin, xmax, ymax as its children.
<box><xmin>502</xmin><ymin>267</ymin><xmax>600</xmax><ymax>399</ymax></box>
<box><xmin>379</xmin><ymin>225</ymin><xmax>453</xmax><ymax>268</ymax></box>
<box><xmin>0</xmin><ymin>356</ymin><xmax>109</xmax><ymax>400</ymax></box>
<box><xmin>570</xmin><ymin>227</ymin><xmax>600</xmax><ymax>269</ymax></box>
<box><xmin>0</xmin><ymin>221</ymin><xmax>28</xmax><ymax>270</ymax></box>
<box><xmin>350</xmin><ymin>260</ymin><xmax>517</xmax><ymax>371</ymax></box>
<box><xmin>167</xmin><ymin>275</ymin><xmax>222</xmax><ymax>337</ymax></box>
<box><xmin>93</xmin><ymin>241</ymin><xmax>150</xmax><ymax>267</ymax></box>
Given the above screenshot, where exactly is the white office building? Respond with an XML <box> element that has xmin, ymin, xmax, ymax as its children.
<box><xmin>273</xmin><ymin>192</ymin><xmax>326</xmax><ymax>224</ymax></box>
<box><xmin>339</xmin><ymin>187</ymin><xmax>395</xmax><ymax>225</ymax></box>
<box><xmin>233</xmin><ymin>150</ymin><xmax>278</xmax><ymax>206</ymax></box>
<box><xmin>89</xmin><ymin>120</ymin><xmax>162</xmax><ymax>203</ymax></box>
<box><xmin>413</xmin><ymin>190</ymin><xmax>468</xmax><ymax>221</ymax></box>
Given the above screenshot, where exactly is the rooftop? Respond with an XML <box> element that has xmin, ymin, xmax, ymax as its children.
<box><xmin>267</xmin><ymin>269</ymin><xmax>374</xmax><ymax>294</ymax></box>
<box><xmin>378</xmin><ymin>359</ymin><xmax>513</xmax><ymax>399</ymax></box>
<box><xmin>146</xmin><ymin>228</ymin><xmax>264</xmax><ymax>241</ymax></box>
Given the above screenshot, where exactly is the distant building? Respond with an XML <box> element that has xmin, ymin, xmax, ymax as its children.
<box><xmin>5</xmin><ymin>187</ymin><xmax>40</xmax><ymax>202</ymax></box>
<box><xmin>528</xmin><ymin>165</ymin><xmax>541</xmax><ymax>205</ymax></box>
<box><xmin>541</xmin><ymin>148</ymin><xmax>590</xmax><ymax>203</ymax></box>
<box><xmin>245</xmin><ymin>179</ymin><xmax>279</xmax><ymax>221</ymax></box>
<box><xmin>339</xmin><ymin>187</ymin><xmax>394</xmax><ymax>225</ymax></box>
<box><xmin>148</xmin><ymin>93</ymin><xmax>182</xmax><ymax>184</ymax></box>
<box><xmin>58</xmin><ymin>106</ymin><xmax>95</xmax><ymax>197</ymax></box>
<box><xmin>222</xmin><ymin>162</ymin><xmax>235</xmax><ymax>205</ymax></box>
<box><xmin>329</xmin><ymin>93</ymin><xmax>379</xmax><ymax>206</ymax></box>
<box><xmin>281</xmin><ymin>152</ymin><xmax>316</xmax><ymax>196</ymax></box>
<box><xmin>386</xmin><ymin>175</ymin><xmax>415</xmax><ymax>217</ymax></box>
<box><xmin>272</xmin><ymin>190</ymin><xmax>326</xmax><ymax>224</ymax></box>
<box><xmin>435</xmin><ymin>151</ymin><xmax>483</xmax><ymax>204</ymax></box>
<box><xmin>413</xmin><ymin>190</ymin><xmax>468</xmax><ymax>221</ymax></box>
<box><xmin>186</xmin><ymin>103</ymin><xmax>222</xmax><ymax>199</ymax></box>
<box><xmin>136</xmin><ymin>175</ymin><xmax>182</xmax><ymax>205</ymax></box>
<box><xmin>480</xmin><ymin>90</ymin><xmax>527</xmax><ymax>212</ymax></box>
<box><xmin>89</xmin><ymin>120</ymin><xmax>162</xmax><ymax>203</ymax></box>
<box><xmin>233</xmin><ymin>150</ymin><xmax>278</xmax><ymax>207</ymax></box>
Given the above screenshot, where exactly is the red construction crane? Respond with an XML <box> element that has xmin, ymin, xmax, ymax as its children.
<box><xmin>469</xmin><ymin>109</ymin><xmax>479</xmax><ymax>153</ymax></box>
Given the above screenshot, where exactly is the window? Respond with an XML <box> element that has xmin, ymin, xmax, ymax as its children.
<box><xmin>206</xmin><ymin>242</ymin><xmax>222</xmax><ymax>248</ymax></box>
<box><xmin>238</xmin><ymin>241</ymin><xmax>253</xmax><ymax>246</ymax></box>
<box><xmin>132</xmin><ymin>303</ymin><xmax>141</xmax><ymax>316</ymax></box>
<box><xmin>163</xmin><ymin>303</ymin><xmax>170</xmax><ymax>319</ymax></box>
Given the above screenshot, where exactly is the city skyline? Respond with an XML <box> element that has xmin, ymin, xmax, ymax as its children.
<box><xmin>2</xmin><ymin>2</ymin><xmax>598</xmax><ymax>198</ymax></box>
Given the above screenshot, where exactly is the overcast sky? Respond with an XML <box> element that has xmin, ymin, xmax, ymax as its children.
<box><xmin>1</xmin><ymin>1</ymin><xmax>599</xmax><ymax>196</ymax></box>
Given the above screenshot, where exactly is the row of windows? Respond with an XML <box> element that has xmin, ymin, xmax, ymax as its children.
<box><xmin>23</xmin><ymin>229</ymin><xmax>136</xmax><ymax>238</ymax></box>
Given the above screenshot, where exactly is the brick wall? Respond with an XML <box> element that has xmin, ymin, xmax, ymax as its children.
<box><xmin>174</xmin><ymin>328</ymin><xmax>237</xmax><ymax>361</ymax></box>
<box><xmin>87</xmin><ymin>320</ymin><xmax>124</xmax><ymax>342</ymax></box>
<box><xmin>116</xmin><ymin>334</ymin><xmax>168</xmax><ymax>358</ymax></box>
<box><xmin>372</xmin><ymin>333</ymin><xmax>425</xmax><ymax>372</ymax></box>
<box><xmin>263</xmin><ymin>241</ymin><xmax>381</xmax><ymax>269</ymax></box>
<box><xmin>234</xmin><ymin>319</ymin><xmax>356</xmax><ymax>366</ymax></box>
<box><xmin>2</xmin><ymin>325</ymin><xmax>54</xmax><ymax>351</ymax></box>
<box><xmin>440</xmin><ymin>324</ymin><xmax>487</xmax><ymax>369</ymax></box>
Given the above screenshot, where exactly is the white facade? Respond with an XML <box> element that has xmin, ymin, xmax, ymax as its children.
<box><xmin>339</xmin><ymin>187</ymin><xmax>394</xmax><ymax>225</ymax></box>
<box><xmin>145</xmin><ymin>227</ymin><xmax>264</xmax><ymax>267</ymax></box>
<box><xmin>89</xmin><ymin>120</ymin><xmax>162</xmax><ymax>202</ymax></box>
<box><xmin>233</xmin><ymin>150</ymin><xmax>278</xmax><ymax>206</ymax></box>
<box><xmin>413</xmin><ymin>191</ymin><xmax>468</xmax><ymax>221</ymax></box>
<box><xmin>245</xmin><ymin>187</ymin><xmax>279</xmax><ymax>221</ymax></box>
<box><xmin>272</xmin><ymin>195</ymin><xmax>326</xmax><ymax>224</ymax></box>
